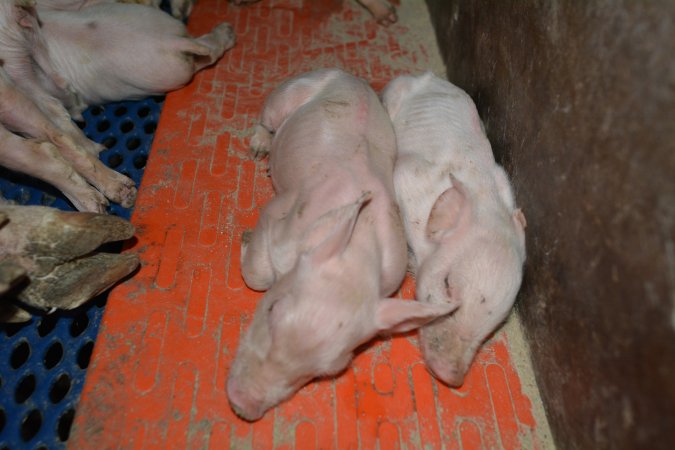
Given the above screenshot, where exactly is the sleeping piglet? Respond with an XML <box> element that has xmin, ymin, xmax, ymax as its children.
<box><xmin>382</xmin><ymin>72</ymin><xmax>527</xmax><ymax>387</ymax></box>
<box><xmin>227</xmin><ymin>69</ymin><xmax>457</xmax><ymax>421</ymax></box>
<box><xmin>30</xmin><ymin>1</ymin><xmax>234</xmax><ymax>118</ymax></box>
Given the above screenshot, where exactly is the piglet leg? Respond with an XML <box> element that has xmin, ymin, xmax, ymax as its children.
<box><xmin>0</xmin><ymin>124</ymin><xmax>108</xmax><ymax>213</ymax></box>
<box><xmin>190</xmin><ymin>22</ymin><xmax>236</xmax><ymax>72</ymax></box>
<box><xmin>0</xmin><ymin>68</ymin><xmax>137</xmax><ymax>208</ymax></box>
<box><xmin>49</xmin><ymin>133</ymin><xmax>137</xmax><ymax>208</ymax></box>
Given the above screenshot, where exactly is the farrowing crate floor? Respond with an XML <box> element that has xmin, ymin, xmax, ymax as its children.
<box><xmin>63</xmin><ymin>1</ymin><xmax>552</xmax><ymax>448</ymax></box>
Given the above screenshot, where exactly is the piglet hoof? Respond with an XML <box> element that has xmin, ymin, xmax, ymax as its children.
<box><xmin>96</xmin><ymin>170</ymin><xmax>137</xmax><ymax>209</ymax></box>
<box><xmin>212</xmin><ymin>22</ymin><xmax>237</xmax><ymax>51</ymax></box>
<box><xmin>250</xmin><ymin>125</ymin><xmax>272</xmax><ymax>159</ymax></box>
<box><xmin>111</xmin><ymin>177</ymin><xmax>138</xmax><ymax>209</ymax></box>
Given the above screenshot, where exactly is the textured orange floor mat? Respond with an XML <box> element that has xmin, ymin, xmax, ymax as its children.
<box><xmin>69</xmin><ymin>1</ymin><xmax>547</xmax><ymax>448</ymax></box>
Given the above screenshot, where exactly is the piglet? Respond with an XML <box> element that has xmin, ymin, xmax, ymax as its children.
<box><xmin>28</xmin><ymin>1</ymin><xmax>234</xmax><ymax>117</ymax></box>
<box><xmin>0</xmin><ymin>65</ymin><xmax>135</xmax><ymax>212</ymax></box>
<box><xmin>382</xmin><ymin>73</ymin><xmax>527</xmax><ymax>387</ymax></box>
<box><xmin>227</xmin><ymin>69</ymin><xmax>456</xmax><ymax>421</ymax></box>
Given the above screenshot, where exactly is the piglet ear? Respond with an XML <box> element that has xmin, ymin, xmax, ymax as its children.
<box><xmin>14</xmin><ymin>1</ymin><xmax>39</xmax><ymax>29</ymax></box>
<box><xmin>374</xmin><ymin>299</ymin><xmax>457</xmax><ymax>334</ymax></box>
<box><xmin>300</xmin><ymin>192</ymin><xmax>372</xmax><ymax>264</ymax></box>
<box><xmin>426</xmin><ymin>175</ymin><xmax>466</xmax><ymax>242</ymax></box>
<box><xmin>381</xmin><ymin>76</ymin><xmax>412</xmax><ymax>119</ymax></box>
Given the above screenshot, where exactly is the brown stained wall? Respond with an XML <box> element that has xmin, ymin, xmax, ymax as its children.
<box><xmin>424</xmin><ymin>1</ymin><xmax>675</xmax><ymax>449</ymax></box>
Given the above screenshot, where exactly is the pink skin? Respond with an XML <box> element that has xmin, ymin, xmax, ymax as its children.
<box><xmin>228</xmin><ymin>69</ymin><xmax>457</xmax><ymax>421</ymax></box>
<box><xmin>0</xmin><ymin>2</ymin><xmax>104</xmax><ymax>146</ymax></box>
<box><xmin>32</xmin><ymin>2</ymin><xmax>234</xmax><ymax>117</ymax></box>
<box><xmin>0</xmin><ymin>0</ymin><xmax>233</xmax><ymax>210</ymax></box>
<box><xmin>230</xmin><ymin>0</ymin><xmax>397</xmax><ymax>26</ymax></box>
<box><xmin>382</xmin><ymin>73</ymin><xmax>527</xmax><ymax>387</ymax></box>
<box><xmin>0</xmin><ymin>64</ymin><xmax>136</xmax><ymax>212</ymax></box>
<box><xmin>0</xmin><ymin>122</ymin><xmax>107</xmax><ymax>213</ymax></box>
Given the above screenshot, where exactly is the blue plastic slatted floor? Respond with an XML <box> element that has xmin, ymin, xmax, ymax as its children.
<box><xmin>0</xmin><ymin>95</ymin><xmax>163</xmax><ymax>449</ymax></box>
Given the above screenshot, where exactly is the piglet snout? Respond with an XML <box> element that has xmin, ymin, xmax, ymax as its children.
<box><xmin>226</xmin><ymin>377</ymin><xmax>264</xmax><ymax>422</ymax></box>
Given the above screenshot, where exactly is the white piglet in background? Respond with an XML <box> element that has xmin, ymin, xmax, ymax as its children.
<box><xmin>227</xmin><ymin>69</ymin><xmax>457</xmax><ymax>421</ymax></box>
<box><xmin>382</xmin><ymin>72</ymin><xmax>527</xmax><ymax>387</ymax></box>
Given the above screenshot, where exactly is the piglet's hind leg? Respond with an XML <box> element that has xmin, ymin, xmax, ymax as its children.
<box><xmin>190</xmin><ymin>22</ymin><xmax>236</xmax><ymax>72</ymax></box>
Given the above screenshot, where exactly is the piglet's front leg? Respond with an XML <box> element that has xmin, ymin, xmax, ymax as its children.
<box><xmin>0</xmin><ymin>123</ymin><xmax>108</xmax><ymax>213</ymax></box>
<box><xmin>0</xmin><ymin>68</ymin><xmax>136</xmax><ymax>209</ymax></box>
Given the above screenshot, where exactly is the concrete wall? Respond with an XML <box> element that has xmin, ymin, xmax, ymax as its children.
<box><xmin>424</xmin><ymin>1</ymin><xmax>675</xmax><ymax>449</ymax></box>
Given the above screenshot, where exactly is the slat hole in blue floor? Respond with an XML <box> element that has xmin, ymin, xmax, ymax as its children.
<box><xmin>120</xmin><ymin>121</ymin><xmax>134</xmax><ymax>133</ymax></box>
<box><xmin>44</xmin><ymin>342</ymin><xmax>64</xmax><ymax>370</ymax></box>
<box><xmin>37</xmin><ymin>317</ymin><xmax>57</xmax><ymax>338</ymax></box>
<box><xmin>20</xmin><ymin>409</ymin><xmax>41</xmax><ymax>442</ymax></box>
<box><xmin>69</xmin><ymin>315</ymin><xmax>88</xmax><ymax>338</ymax></box>
<box><xmin>57</xmin><ymin>409</ymin><xmax>74</xmax><ymax>442</ymax></box>
<box><xmin>127</xmin><ymin>137</ymin><xmax>141</xmax><ymax>151</ymax></box>
<box><xmin>76</xmin><ymin>341</ymin><xmax>94</xmax><ymax>370</ymax></box>
<box><xmin>96</xmin><ymin>120</ymin><xmax>111</xmax><ymax>133</ymax></box>
<box><xmin>49</xmin><ymin>374</ymin><xmax>70</xmax><ymax>405</ymax></box>
<box><xmin>10</xmin><ymin>341</ymin><xmax>30</xmax><ymax>369</ymax></box>
<box><xmin>14</xmin><ymin>375</ymin><xmax>36</xmax><ymax>404</ymax></box>
<box><xmin>107</xmin><ymin>153</ymin><xmax>123</xmax><ymax>168</ymax></box>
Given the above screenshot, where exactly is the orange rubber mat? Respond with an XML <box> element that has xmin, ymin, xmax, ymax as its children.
<box><xmin>69</xmin><ymin>1</ymin><xmax>547</xmax><ymax>448</ymax></box>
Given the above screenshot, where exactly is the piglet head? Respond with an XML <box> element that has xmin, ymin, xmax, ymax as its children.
<box><xmin>227</xmin><ymin>193</ymin><xmax>457</xmax><ymax>421</ymax></box>
<box><xmin>417</xmin><ymin>176</ymin><xmax>527</xmax><ymax>387</ymax></box>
